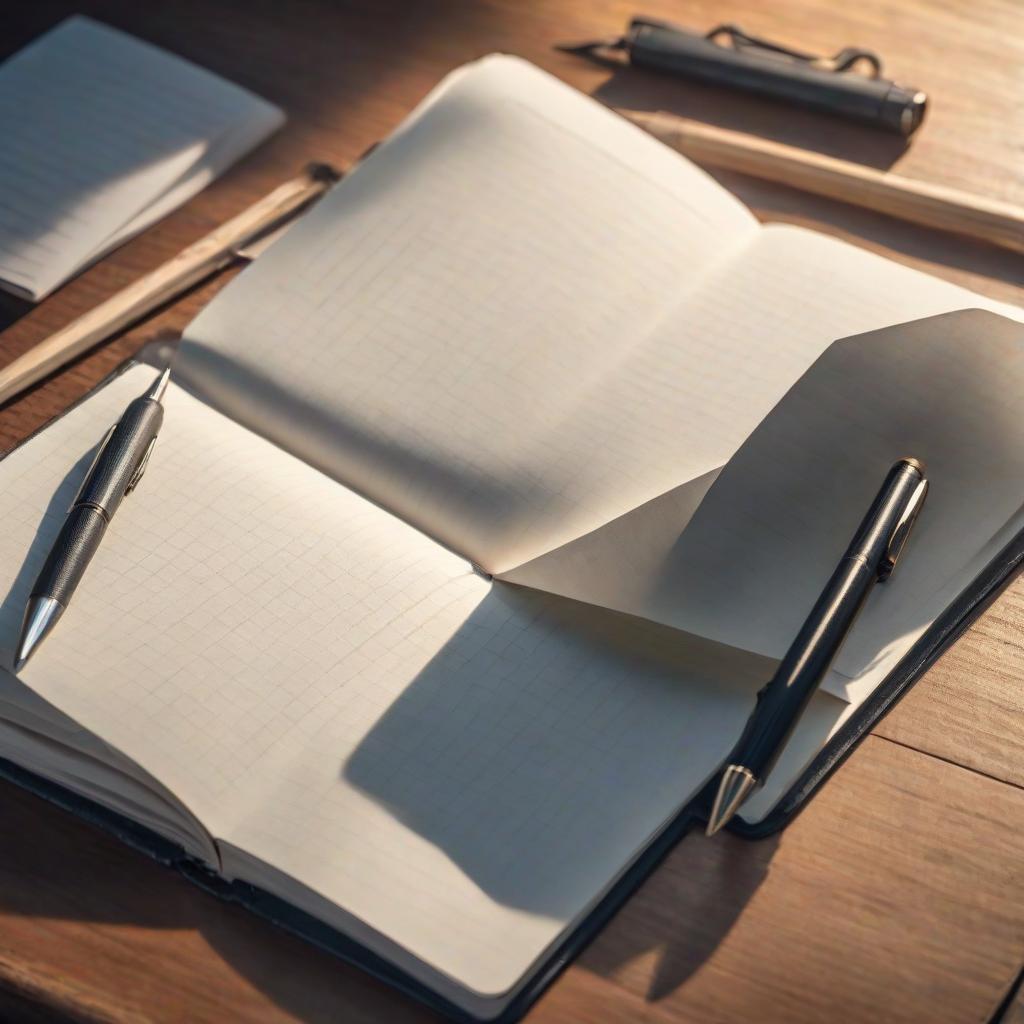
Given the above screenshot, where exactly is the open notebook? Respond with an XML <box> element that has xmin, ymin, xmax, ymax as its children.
<box><xmin>0</xmin><ymin>16</ymin><xmax>284</xmax><ymax>301</ymax></box>
<box><xmin>0</xmin><ymin>56</ymin><xmax>1021</xmax><ymax>1022</ymax></box>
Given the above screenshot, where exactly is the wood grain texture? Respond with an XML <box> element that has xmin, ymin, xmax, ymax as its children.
<box><xmin>876</xmin><ymin>577</ymin><xmax>1024</xmax><ymax>788</ymax></box>
<box><xmin>571</xmin><ymin>737</ymin><xmax>1024</xmax><ymax>1024</ymax></box>
<box><xmin>0</xmin><ymin>1</ymin><xmax>1020</xmax><ymax>1022</ymax></box>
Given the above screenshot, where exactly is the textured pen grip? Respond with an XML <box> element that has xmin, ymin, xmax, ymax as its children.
<box><xmin>30</xmin><ymin>506</ymin><xmax>107</xmax><ymax>606</ymax></box>
<box><xmin>77</xmin><ymin>397</ymin><xmax>163</xmax><ymax>515</ymax></box>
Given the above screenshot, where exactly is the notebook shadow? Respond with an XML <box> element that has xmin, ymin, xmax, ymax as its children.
<box><xmin>0</xmin><ymin>755</ymin><xmax>774</xmax><ymax>1018</ymax></box>
<box><xmin>342</xmin><ymin>585</ymin><xmax>757</xmax><ymax>919</ymax></box>
<box><xmin>173</xmin><ymin>345</ymin><xmax>531</xmax><ymax>565</ymax></box>
<box><xmin>0</xmin><ymin>534</ymin><xmax>771</xmax><ymax>1022</ymax></box>
<box><xmin>579</xmin><ymin>826</ymin><xmax>780</xmax><ymax>1002</ymax></box>
<box><xmin>339</xmin><ymin>582</ymin><xmax>771</xmax><ymax>1002</ymax></box>
<box><xmin>0</xmin><ymin>291</ymin><xmax>33</xmax><ymax>333</ymax></box>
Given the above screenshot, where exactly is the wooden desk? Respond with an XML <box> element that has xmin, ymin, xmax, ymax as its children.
<box><xmin>0</xmin><ymin>2</ymin><xmax>1022</xmax><ymax>1021</ymax></box>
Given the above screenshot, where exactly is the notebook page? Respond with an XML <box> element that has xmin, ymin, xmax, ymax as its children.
<box><xmin>0</xmin><ymin>16</ymin><xmax>283</xmax><ymax>300</ymax></box>
<box><xmin>78</xmin><ymin>99</ymin><xmax>286</xmax><ymax>266</ymax></box>
<box><xmin>0</xmin><ymin>366</ymin><xmax>765</xmax><ymax>1001</ymax></box>
<box><xmin>176</xmin><ymin>54</ymin><xmax>759</xmax><ymax>574</ymax></box>
<box><xmin>504</xmin><ymin>232</ymin><xmax>1023</xmax><ymax>702</ymax></box>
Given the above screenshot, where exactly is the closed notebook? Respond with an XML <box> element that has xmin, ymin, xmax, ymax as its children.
<box><xmin>0</xmin><ymin>15</ymin><xmax>284</xmax><ymax>301</ymax></box>
<box><xmin>0</xmin><ymin>56</ymin><xmax>1020</xmax><ymax>1022</ymax></box>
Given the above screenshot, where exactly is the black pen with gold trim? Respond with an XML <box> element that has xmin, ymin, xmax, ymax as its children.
<box><xmin>706</xmin><ymin>457</ymin><xmax>929</xmax><ymax>835</ymax></box>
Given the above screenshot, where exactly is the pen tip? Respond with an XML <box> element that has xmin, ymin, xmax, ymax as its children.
<box><xmin>14</xmin><ymin>596</ymin><xmax>64</xmax><ymax>673</ymax></box>
<box><xmin>705</xmin><ymin>764</ymin><xmax>758</xmax><ymax>837</ymax></box>
<box><xmin>146</xmin><ymin>367</ymin><xmax>171</xmax><ymax>402</ymax></box>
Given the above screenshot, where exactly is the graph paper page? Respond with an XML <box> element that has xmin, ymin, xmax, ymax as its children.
<box><xmin>0</xmin><ymin>365</ymin><xmax>764</xmax><ymax>999</ymax></box>
<box><xmin>176</xmin><ymin>54</ymin><xmax>759</xmax><ymax>574</ymax></box>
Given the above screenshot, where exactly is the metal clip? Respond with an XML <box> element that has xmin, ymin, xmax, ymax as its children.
<box><xmin>704</xmin><ymin>23</ymin><xmax>882</xmax><ymax>77</ymax></box>
<box><xmin>125</xmin><ymin>436</ymin><xmax>157</xmax><ymax>495</ymax></box>
<box><xmin>879</xmin><ymin>476</ymin><xmax>929</xmax><ymax>581</ymax></box>
<box><xmin>559</xmin><ymin>19</ymin><xmax>884</xmax><ymax>78</ymax></box>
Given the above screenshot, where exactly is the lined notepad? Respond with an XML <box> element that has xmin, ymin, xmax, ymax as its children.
<box><xmin>0</xmin><ymin>16</ymin><xmax>284</xmax><ymax>300</ymax></box>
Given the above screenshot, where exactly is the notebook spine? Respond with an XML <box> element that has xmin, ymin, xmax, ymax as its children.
<box><xmin>0</xmin><ymin>754</ymin><xmax>187</xmax><ymax>867</ymax></box>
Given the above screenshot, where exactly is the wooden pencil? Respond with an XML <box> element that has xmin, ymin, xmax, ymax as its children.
<box><xmin>624</xmin><ymin>112</ymin><xmax>1024</xmax><ymax>256</ymax></box>
<box><xmin>0</xmin><ymin>163</ymin><xmax>341</xmax><ymax>407</ymax></box>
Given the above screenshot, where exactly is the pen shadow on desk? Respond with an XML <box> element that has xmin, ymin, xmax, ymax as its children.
<box><xmin>580</xmin><ymin>826</ymin><xmax>781</xmax><ymax>1002</ymax></box>
<box><xmin>592</xmin><ymin>66</ymin><xmax>909</xmax><ymax>169</ymax></box>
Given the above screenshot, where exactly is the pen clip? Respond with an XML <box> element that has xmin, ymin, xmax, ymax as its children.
<box><xmin>69</xmin><ymin>424</ymin><xmax>116</xmax><ymax>512</ymax></box>
<box><xmin>124</xmin><ymin>436</ymin><xmax>157</xmax><ymax>496</ymax></box>
<box><xmin>705</xmin><ymin>23</ymin><xmax>883</xmax><ymax>77</ymax></box>
<box><xmin>879</xmin><ymin>477</ymin><xmax>929</xmax><ymax>581</ymax></box>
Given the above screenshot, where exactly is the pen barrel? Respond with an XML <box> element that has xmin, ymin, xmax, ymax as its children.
<box><xmin>844</xmin><ymin>458</ymin><xmax>926</xmax><ymax>573</ymax></box>
<box><xmin>738</xmin><ymin>555</ymin><xmax>876</xmax><ymax>781</ymax></box>
<box><xmin>29</xmin><ymin>505</ymin><xmax>108</xmax><ymax>607</ymax></box>
<box><xmin>733</xmin><ymin>458</ymin><xmax>927</xmax><ymax>783</ymax></box>
<box><xmin>627</xmin><ymin>21</ymin><xmax>926</xmax><ymax>135</ymax></box>
<box><xmin>75</xmin><ymin>396</ymin><xmax>163</xmax><ymax>517</ymax></box>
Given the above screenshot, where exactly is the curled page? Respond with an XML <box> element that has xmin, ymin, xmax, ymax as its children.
<box><xmin>506</xmin><ymin>309</ymin><xmax>1024</xmax><ymax>704</ymax></box>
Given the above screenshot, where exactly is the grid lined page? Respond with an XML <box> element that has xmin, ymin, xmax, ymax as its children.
<box><xmin>177</xmin><ymin>54</ymin><xmax>759</xmax><ymax>575</ymax></box>
<box><xmin>0</xmin><ymin>16</ymin><xmax>283</xmax><ymax>299</ymax></box>
<box><xmin>0</xmin><ymin>366</ymin><xmax>762</xmax><ymax>1001</ymax></box>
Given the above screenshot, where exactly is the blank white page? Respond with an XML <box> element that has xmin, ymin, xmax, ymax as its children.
<box><xmin>0</xmin><ymin>365</ymin><xmax>766</xmax><ymax>1004</ymax></box>
<box><xmin>177</xmin><ymin>54</ymin><xmax>758</xmax><ymax>574</ymax></box>
<box><xmin>0</xmin><ymin>16</ymin><xmax>283</xmax><ymax>300</ymax></box>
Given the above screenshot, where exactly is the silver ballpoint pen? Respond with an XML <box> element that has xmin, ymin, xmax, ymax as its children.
<box><xmin>15</xmin><ymin>367</ymin><xmax>171</xmax><ymax>670</ymax></box>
